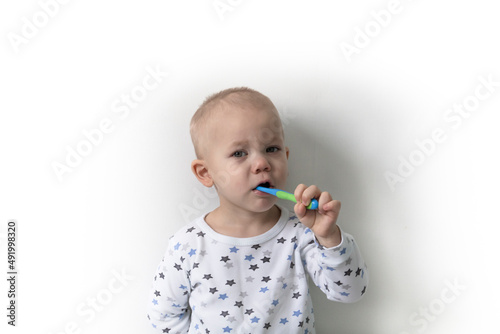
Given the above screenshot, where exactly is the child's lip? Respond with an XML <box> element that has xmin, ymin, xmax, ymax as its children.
<box><xmin>252</xmin><ymin>188</ymin><xmax>272</xmax><ymax>196</ymax></box>
<box><xmin>252</xmin><ymin>181</ymin><xmax>273</xmax><ymax>190</ymax></box>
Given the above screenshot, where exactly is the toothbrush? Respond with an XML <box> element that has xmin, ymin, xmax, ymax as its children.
<box><xmin>255</xmin><ymin>186</ymin><xmax>319</xmax><ymax>210</ymax></box>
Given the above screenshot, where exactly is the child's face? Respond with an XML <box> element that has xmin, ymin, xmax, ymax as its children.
<box><xmin>202</xmin><ymin>101</ymin><xmax>289</xmax><ymax>213</ymax></box>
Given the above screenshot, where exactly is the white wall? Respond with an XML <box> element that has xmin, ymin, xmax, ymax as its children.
<box><xmin>1</xmin><ymin>0</ymin><xmax>499</xmax><ymax>333</ymax></box>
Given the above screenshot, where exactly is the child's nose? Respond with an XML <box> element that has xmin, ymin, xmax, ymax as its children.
<box><xmin>252</xmin><ymin>154</ymin><xmax>271</xmax><ymax>173</ymax></box>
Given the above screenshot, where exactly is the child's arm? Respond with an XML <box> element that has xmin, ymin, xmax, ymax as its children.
<box><xmin>294</xmin><ymin>184</ymin><xmax>368</xmax><ymax>302</ymax></box>
<box><xmin>302</xmin><ymin>228</ymin><xmax>368</xmax><ymax>302</ymax></box>
<box><xmin>147</xmin><ymin>237</ymin><xmax>192</xmax><ymax>333</ymax></box>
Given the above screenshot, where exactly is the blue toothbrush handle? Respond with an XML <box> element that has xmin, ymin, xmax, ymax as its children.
<box><xmin>304</xmin><ymin>198</ymin><xmax>319</xmax><ymax>210</ymax></box>
<box><xmin>256</xmin><ymin>187</ymin><xmax>319</xmax><ymax>210</ymax></box>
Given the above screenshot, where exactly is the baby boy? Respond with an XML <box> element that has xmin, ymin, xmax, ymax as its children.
<box><xmin>147</xmin><ymin>87</ymin><xmax>368</xmax><ymax>333</ymax></box>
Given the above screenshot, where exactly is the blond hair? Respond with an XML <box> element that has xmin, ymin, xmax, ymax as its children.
<box><xmin>190</xmin><ymin>87</ymin><xmax>283</xmax><ymax>159</ymax></box>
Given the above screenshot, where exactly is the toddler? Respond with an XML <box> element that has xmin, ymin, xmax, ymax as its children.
<box><xmin>147</xmin><ymin>87</ymin><xmax>368</xmax><ymax>333</ymax></box>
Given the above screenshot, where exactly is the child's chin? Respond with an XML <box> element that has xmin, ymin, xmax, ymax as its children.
<box><xmin>251</xmin><ymin>201</ymin><xmax>277</xmax><ymax>212</ymax></box>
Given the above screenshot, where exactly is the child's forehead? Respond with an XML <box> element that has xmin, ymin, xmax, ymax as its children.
<box><xmin>212</xmin><ymin>102</ymin><xmax>279</xmax><ymax>131</ymax></box>
<box><xmin>209</xmin><ymin>106</ymin><xmax>283</xmax><ymax>145</ymax></box>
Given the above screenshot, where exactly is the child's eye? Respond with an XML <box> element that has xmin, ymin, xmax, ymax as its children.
<box><xmin>267</xmin><ymin>146</ymin><xmax>281</xmax><ymax>153</ymax></box>
<box><xmin>232</xmin><ymin>151</ymin><xmax>247</xmax><ymax>158</ymax></box>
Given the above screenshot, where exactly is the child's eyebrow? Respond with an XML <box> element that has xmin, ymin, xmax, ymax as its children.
<box><xmin>229</xmin><ymin>136</ymin><xmax>281</xmax><ymax>149</ymax></box>
<box><xmin>229</xmin><ymin>140</ymin><xmax>248</xmax><ymax>147</ymax></box>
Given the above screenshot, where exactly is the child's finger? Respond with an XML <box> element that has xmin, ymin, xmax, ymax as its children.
<box><xmin>301</xmin><ymin>185</ymin><xmax>321</xmax><ymax>206</ymax></box>
<box><xmin>317</xmin><ymin>191</ymin><xmax>332</xmax><ymax>214</ymax></box>
<box><xmin>294</xmin><ymin>202</ymin><xmax>308</xmax><ymax>223</ymax></box>
<box><xmin>323</xmin><ymin>200</ymin><xmax>341</xmax><ymax>218</ymax></box>
<box><xmin>294</xmin><ymin>184</ymin><xmax>308</xmax><ymax>204</ymax></box>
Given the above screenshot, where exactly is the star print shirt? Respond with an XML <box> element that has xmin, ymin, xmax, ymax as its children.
<box><xmin>147</xmin><ymin>204</ymin><xmax>368</xmax><ymax>334</ymax></box>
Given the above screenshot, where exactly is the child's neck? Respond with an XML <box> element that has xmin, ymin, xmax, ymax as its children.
<box><xmin>205</xmin><ymin>205</ymin><xmax>281</xmax><ymax>238</ymax></box>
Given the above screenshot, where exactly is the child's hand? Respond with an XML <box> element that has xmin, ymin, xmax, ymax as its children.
<box><xmin>293</xmin><ymin>184</ymin><xmax>342</xmax><ymax>248</ymax></box>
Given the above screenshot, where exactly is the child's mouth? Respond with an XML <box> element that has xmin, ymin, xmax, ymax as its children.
<box><xmin>253</xmin><ymin>182</ymin><xmax>271</xmax><ymax>190</ymax></box>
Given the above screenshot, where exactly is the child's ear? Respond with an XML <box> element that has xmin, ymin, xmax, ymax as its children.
<box><xmin>191</xmin><ymin>159</ymin><xmax>214</xmax><ymax>187</ymax></box>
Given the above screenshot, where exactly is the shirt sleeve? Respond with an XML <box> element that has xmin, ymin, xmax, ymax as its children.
<box><xmin>301</xmin><ymin>226</ymin><xmax>369</xmax><ymax>303</ymax></box>
<box><xmin>147</xmin><ymin>237</ymin><xmax>192</xmax><ymax>333</ymax></box>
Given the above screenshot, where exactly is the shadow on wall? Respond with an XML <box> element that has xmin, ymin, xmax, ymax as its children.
<box><xmin>284</xmin><ymin>119</ymin><xmax>375</xmax><ymax>333</ymax></box>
